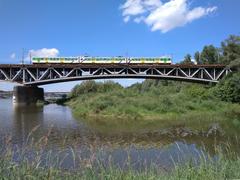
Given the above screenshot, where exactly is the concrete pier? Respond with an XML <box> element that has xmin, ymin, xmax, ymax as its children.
<box><xmin>13</xmin><ymin>86</ymin><xmax>44</xmax><ymax>105</ymax></box>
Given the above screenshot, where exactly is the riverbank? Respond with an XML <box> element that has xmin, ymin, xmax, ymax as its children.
<box><xmin>0</xmin><ymin>137</ymin><xmax>240</xmax><ymax>180</ymax></box>
<box><xmin>1</xmin><ymin>159</ymin><xmax>240</xmax><ymax>179</ymax></box>
<box><xmin>68</xmin><ymin>80</ymin><xmax>240</xmax><ymax>135</ymax></box>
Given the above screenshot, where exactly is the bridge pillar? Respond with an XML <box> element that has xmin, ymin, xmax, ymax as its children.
<box><xmin>13</xmin><ymin>86</ymin><xmax>44</xmax><ymax>105</ymax></box>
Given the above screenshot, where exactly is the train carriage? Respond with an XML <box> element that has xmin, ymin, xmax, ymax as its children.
<box><xmin>32</xmin><ymin>56</ymin><xmax>172</xmax><ymax>64</ymax></box>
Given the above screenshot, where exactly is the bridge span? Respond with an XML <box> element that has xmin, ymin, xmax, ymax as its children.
<box><xmin>0</xmin><ymin>64</ymin><xmax>231</xmax><ymax>105</ymax></box>
<box><xmin>0</xmin><ymin>64</ymin><xmax>231</xmax><ymax>85</ymax></box>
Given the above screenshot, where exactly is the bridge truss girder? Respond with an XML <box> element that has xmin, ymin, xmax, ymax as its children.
<box><xmin>0</xmin><ymin>65</ymin><xmax>231</xmax><ymax>85</ymax></box>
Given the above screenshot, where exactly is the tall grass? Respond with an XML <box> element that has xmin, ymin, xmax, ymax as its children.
<box><xmin>0</xmin><ymin>133</ymin><xmax>240</xmax><ymax>179</ymax></box>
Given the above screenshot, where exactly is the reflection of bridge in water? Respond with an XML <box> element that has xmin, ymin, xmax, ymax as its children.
<box><xmin>0</xmin><ymin>64</ymin><xmax>232</xmax><ymax>104</ymax></box>
<box><xmin>0</xmin><ymin>64</ymin><xmax>231</xmax><ymax>85</ymax></box>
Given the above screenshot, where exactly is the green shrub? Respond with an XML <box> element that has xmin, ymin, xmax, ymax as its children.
<box><xmin>180</xmin><ymin>84</ymin><xmax>210</xmax><ymax>100</ymax></box>
<box><xmin>214</xmin><ymin>72</ymin><xmax>240</xmax><ymax>103</ymax></box>
<box><xmin>69</xmin><ymin>80</ymin><xmax>123</xmax><ymax>98</ymax></box>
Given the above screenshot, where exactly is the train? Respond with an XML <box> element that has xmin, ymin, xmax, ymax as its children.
<box><xmin>32</xmin><ymin>56</ymin><xmax>172</xmax><ymax>64</ymax></box>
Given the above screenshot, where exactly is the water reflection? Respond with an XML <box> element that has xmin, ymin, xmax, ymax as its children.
<box><xmin>0</xmin><ymin>98</ymin><xmax>238</xmax><ymax>170</ymax></box>
<box><xmin>13</xmin><ymin>105</ymin><xmax>44</xmax><ymax>142</ymax></box>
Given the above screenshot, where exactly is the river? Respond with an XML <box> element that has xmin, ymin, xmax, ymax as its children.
<box><xmin>0</xmin><ymin>98</ymin><xmax>237</xmax><ymax>170</ymax></box>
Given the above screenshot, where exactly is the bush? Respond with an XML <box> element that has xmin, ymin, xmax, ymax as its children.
<box><xmin>228</xmin><ymin>58</ymin><xmax>240</xmax><ymax>72</ymax></box>
<box><xmin>181</xmin><ymin>85</ymin><xmax>210</xmax><ymax>99</ymax></box>
<box><xmin>214</xmin><ymin>72</ymin><xmax>240</xmax><ymax>103</ymax></box>
<box><xmin>69</xmin><ymin>80</ymin><xmax>98</xmax><ymax>98</ymax></box>
<box><xmin>69</xmin><ymin>81</ymin><xmax>123</xmax><ymax>98</ymax></box>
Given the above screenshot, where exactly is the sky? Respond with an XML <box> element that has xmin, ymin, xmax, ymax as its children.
<box><xmin>0</xmin><ymin>0</ymin><xmax>240</xmax><ymax>91</ymax></box>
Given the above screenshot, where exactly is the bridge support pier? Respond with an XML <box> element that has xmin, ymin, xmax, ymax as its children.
<box><xmin>13</xmin><ymin>86</ymin><xmax>44</xmax><ymax>106</ymax></box>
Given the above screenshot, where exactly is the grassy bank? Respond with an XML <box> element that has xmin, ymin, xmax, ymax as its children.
<box><xmin>1</xmin><ymin>160</ymin><xmax>240</xmax><ymax>179</ymax></box>
<box><xmin>68</xmin><ymin>80</ymin><xmax>240</xmax><ymax>134</ymax></box>
<box><xmin>1</xmin><ymin>143</ymin><xmax>240</xmax><ymax>180</ymax></box>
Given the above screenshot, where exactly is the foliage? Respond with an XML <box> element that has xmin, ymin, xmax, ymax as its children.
<box><xmin>200</xmin><ymin>45</ymin><xmax>220</xmax><ymax>64</ymax></box>
<box><xmin>180</xmin><ymin>54</ymin><xmax>194</xmax><ymax>64</ymax></box>
<box><xmin>192</xmin><ymin>35</ymin><xmax>240</xmax><ymax>65</ymax></box>
<box><xmin>228</xmin><ymin>58</ymin><xmax>240</xmax><ymax>72</ymax></box>
<box><xmin>194</xmin><ymin>51</ymin><xmax>201</xmax><ymax>64</ymax></box>
<box><xmin>221</xmin><ymin>35</ymin><xmax>240</xmax><ymax>64</ymax></box>
<box><xmin>214</xmin><ymin>72</ymin><xmax>240</xmax><ymax>103</ymax></box>
<box><xmin>67</xmin><ymin>80</ymin><xmax>240</xmax><ymax>133</ymax></box>
<box><xmin>69</xmin><ymin>80</ymin><xmax>123</xmax><ymax>98</ymax></box>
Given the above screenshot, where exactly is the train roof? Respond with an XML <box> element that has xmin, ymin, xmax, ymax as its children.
<box><xmin>32</xmin><ymin>56</ymin><xmax>172</xmax><ymax>58</ymax></box>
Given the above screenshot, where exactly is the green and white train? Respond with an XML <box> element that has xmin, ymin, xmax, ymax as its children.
<box><xmin>32</xmin><ymin>56</ymin><xmax>172</xmax><ymax>64</ymax></box>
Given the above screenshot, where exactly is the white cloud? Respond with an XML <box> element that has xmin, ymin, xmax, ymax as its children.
<box><xmin>29</xmin><ymin>48</ymin><xmax>59</xmax><ymax>57</ymax></box>
<box><xmin>10</xmin><ymin>53</ymin><xmax>16</xmax><ymax>59</ymax></box>
<box><xmin>124</xmin><ymin>16</ymin><xmax>130</xmax><ymax>22</ymax></box>
<box><xmin>120</xmin><ymin>0</ymin><xmax>217</xmax><ymax>33</ymax></box>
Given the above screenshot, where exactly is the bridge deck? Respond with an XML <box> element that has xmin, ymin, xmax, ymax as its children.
<box><xmin>0</xmin><ymin>64</ymin><xmax>227</xmax><ymax>68</ymax></box>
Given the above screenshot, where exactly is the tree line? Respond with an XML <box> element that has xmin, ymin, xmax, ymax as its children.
<box><xmin>181</xmin><ymin>35</ymin><xmax>240</xmax><ymax>69</ymax></box>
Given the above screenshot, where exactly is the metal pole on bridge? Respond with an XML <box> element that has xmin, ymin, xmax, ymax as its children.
<box><xmin>21</xmin><ymin>48</ymin><xmax>25</xmax><ymax>65</ymax></box>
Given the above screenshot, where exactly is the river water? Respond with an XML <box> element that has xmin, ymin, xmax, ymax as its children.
<box><xmin>0</xmin><ymin>98</ymin><xmax>236</xmax><ymax>170</ymax></box>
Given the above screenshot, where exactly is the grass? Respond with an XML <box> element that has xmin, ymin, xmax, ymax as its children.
<box><xmin>67</xmin><ymin>80</ymin><xmax>240</xmax><ymax>134</ymax></box>
<box><xmin>1</xmin><ymin>160</ymin><xmax>240</xmax><ymax>179</ymax></box>
<box><xmin>0</xmin><ymin>134</ymin><xmax>240</xmax><ymax>180</ymax></box>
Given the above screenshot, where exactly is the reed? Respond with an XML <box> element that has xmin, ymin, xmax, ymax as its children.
<box><xmin>0</xmin><ymin>132</ymin><xmax>240</xmax><ymax>179</ymax></box>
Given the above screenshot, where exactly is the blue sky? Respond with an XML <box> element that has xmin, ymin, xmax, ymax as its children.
<box><xmin>0</xmin><ymin>0</ymin><xmax>240</xmax><ymax>91</ymax></box>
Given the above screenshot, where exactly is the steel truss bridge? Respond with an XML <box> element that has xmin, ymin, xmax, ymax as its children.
<box><xmin>0</xmin><ymin>64</ymin><xmax>232</xmax><ymax>86</ymax></box>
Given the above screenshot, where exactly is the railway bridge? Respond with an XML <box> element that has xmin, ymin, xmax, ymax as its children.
<box><xmin>0</xmin><ymin>64</ymin><xmax>231</xmax><ymax>105</ymax></box>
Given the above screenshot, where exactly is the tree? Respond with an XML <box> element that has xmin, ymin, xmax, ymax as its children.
<box><xmin>228</xmin><ymin>58</ymin><xmax>240</xmax><ymax>72</ymax></box>
<box><xmin>221</xmin><ymin>35</ymin><xmax>240</xmax><ymax>64</ymax></box>
<box><xmin>194</xmin><ymin>51</ymin><xmax>201</xmax><ymax>64</ymax></box>
<box><xmin>181</xmin><ymin>54</ymin><xmax>193</xmax><ymax>64</ymax></box>
<box><xmin>214</xmin><ymin>72</ymin><xmax>240</xmax><ymax>103</ymax></box>
<box><xmin>200</xmin><ymin>45</ymin><xmax>220</xmax><ymax>64</ymax></box>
